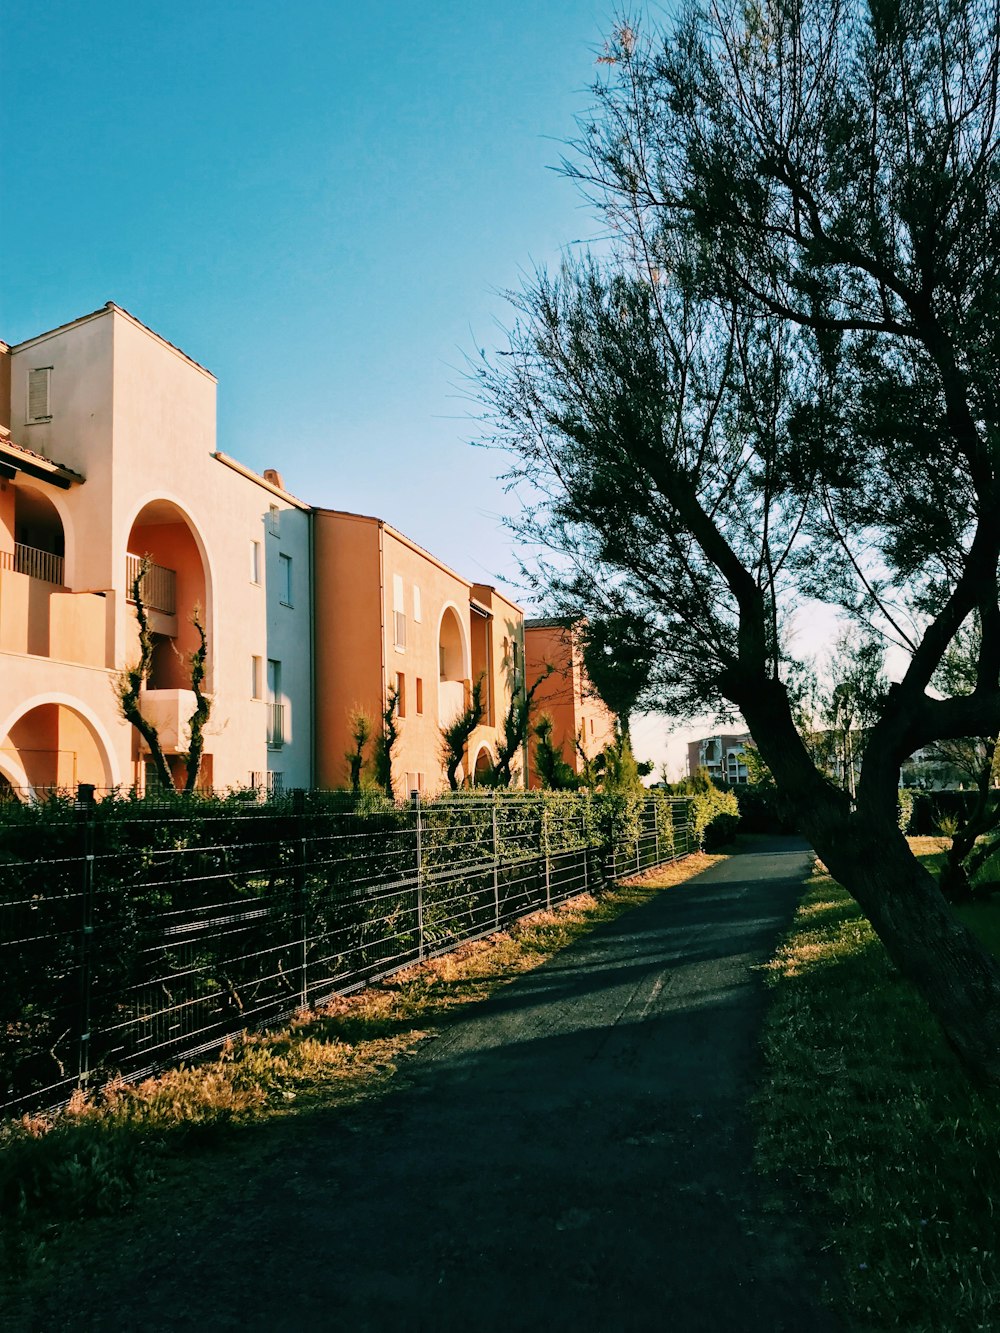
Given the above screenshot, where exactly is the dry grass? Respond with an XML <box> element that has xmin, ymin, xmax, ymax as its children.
<box><xmin>1</xmin><ymin>851</ymin><xmax>722</xmax><ymax>1283</ymax></box>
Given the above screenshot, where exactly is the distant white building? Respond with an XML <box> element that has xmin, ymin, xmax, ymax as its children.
<box><xmin>687</xmin><ymin>732</ymin><xmax>752</xmax><ymax>785</ymax></box>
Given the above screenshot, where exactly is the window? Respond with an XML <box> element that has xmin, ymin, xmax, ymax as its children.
<box><xmin>27</xmin><ymin>367</ymin><xmax>52</xmax><ymax>422</ymax></box>
<box><xmin>250</xmin><ymin>540</ymin><xmax>261</xmax><ymax>584</ymax></box>
<box><xmin>406</xmin><ymin>772</ymin><xmax>424</xmax><ymax>795</ymax></box>
<box><xmin>413</xmin><ymin>585</ymin><xmax>422</xmax><ymax>623</ymax></box>
<box><xmin>251</xmin><ymin>656</ymin><xmax>262</xmax><ymax>699</ymax></box>
<box><xmin>393</xmin><ymin>573</ymin><xmax>406</xmax><ymax>650</ymax></box>
<box><xmin>415</xmin><ymin>678</ymin><xmax>424</xmax><ymax>714</ymax></box>
<box><xmin>279</xmin><ymin>553</ymin><xmax>293</xmax><ymax>605</ymax></box>
<box><xmin>268</xmin><ymin>505</ymin><xmax>280</xmax><ymax>536</ymax></box>
<box><xmin>396</xmin><ymin>672</ymin><xmax>406</xmax><ymax>718</ymax></box>
<box><xmin>267</xmin><ymin>659</ymin><xmax>283</xmax><ymax>748</ymax></box>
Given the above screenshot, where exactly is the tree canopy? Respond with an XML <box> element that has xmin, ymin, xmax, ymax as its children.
<box><xmin>480</xmin><ymin>0</ymin><xmax>1000</xmax><ymax>1080</ymax></box>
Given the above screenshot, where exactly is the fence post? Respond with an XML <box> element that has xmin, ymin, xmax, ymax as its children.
<box><xmin>414</xmin><ymin>791</ymin><xmax>425</xmax><ymax>960</ymax></box>
<box><xmin>292</xmin><ymin>788</ymin><xmax>308</xmax><ymax>1010</ymax></box>
<box><xmin>492</xmin><ymin>801</ymin><xmax>500</xmax><ymax>929</ymax></box>
<box><xmin>75</xmin><ymin>783</ymin><xmax>97</xmax><ymax>1091</ymax></box>
<box><xmin>543</xmin><ymin>805</ymin><xmax>551</xmax><ymax>911</ymax></box>
<box><xmin>581</xmin><ymin>797</ymin><xmax>590</xmax><ymax>895</ymax></box>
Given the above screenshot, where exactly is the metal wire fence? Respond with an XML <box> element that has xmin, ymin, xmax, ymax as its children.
<box><xmin>0</xmin><ymin>789</ymin><xmax>695</xmax><ymax>1115</ymax></box>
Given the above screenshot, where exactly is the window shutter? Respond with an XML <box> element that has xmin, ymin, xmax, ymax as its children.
<box><xmin>28</xmin><ymin>367</ymin><xmax>51</xmax><ymax>421</ymax></box>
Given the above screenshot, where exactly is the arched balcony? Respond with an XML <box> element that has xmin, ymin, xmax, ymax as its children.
<box><xmin>2</xmin><ymin>486</ymin><xmax>66</xmax><ymax>586</ymax></box>
<box><xmin>124</xmin><ymin>501</ymin><xmax>212</xmax><ymax>765</ymax></box>
<box><xmin>438</xmin><ymin>605</ymin><xmax>470</xmax><ymax>726</ymax></box>
<box><xmin>126</xmin><ymin>500</ymin><xmax>210</xmax><ymax>690</ymax></box>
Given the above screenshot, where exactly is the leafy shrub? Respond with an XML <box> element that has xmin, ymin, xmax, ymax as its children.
<box><xmin>689</xmin><ymin>785</ymin><xmax>741</xmax><ymax>849</ymax></box>
<box><xmin>897</xmin><ymin>788</ymin><xmax>915</xmax><ymax>834</ymax></box>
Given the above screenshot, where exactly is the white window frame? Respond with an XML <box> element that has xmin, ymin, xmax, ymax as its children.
<box><xmin>279</xmin><ymin>552</ymin><xmax>293</xmax><ymax>606</ymax></box>
<box><xmin>251</xmin><ymin>655</ymin><xmax>262</xmax><ymax>700</ymax></box>
<box><xmin>250</xmin><ymin>540</ymin><xmax>262</xmax><ymax>585</ymax></box>
<box><xmin>268</xmin><ymin>505</ymin><xmax>281</xmax><ymax>537</ymax></box>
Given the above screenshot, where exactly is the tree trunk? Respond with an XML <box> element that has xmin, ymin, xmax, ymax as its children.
<box><xmin>740</xmin><ymin>676</ymin><xmax>1000</xmax><ymax>1086</ymax></box>
<box><xmin>808</xmin><ymin>813</ymin><xmax>1000</xmax><ymax>1084</ymax></box>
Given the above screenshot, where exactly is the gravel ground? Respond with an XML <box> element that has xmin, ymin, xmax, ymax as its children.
<box><xmin>10</xmin><ymin>838</ymin><xmax>839</xmax><ymax>1332</ymax></box>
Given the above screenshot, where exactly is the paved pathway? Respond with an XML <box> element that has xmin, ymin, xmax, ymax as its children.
<box><xmin>18</xmin><ymin>838</ymin><xmax>839</xmax><ymax>1331</ymax></box>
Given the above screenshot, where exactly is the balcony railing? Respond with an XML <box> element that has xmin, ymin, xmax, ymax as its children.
<box><xmin>267</xmin><ymin>703</ymin><xmax>285</xmax><ymax>749</ymax></box>
<box><xmin>0</xmin><ymin>543</ymin><xmax>65</xmax><ymax>587</ymax></box>
<box><xmin>125</xmin><ymin>554</ymin><xmax>177</xmax><ymax>615</ymax></box>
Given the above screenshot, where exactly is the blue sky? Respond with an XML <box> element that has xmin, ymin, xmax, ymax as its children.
<box><xmin>2</xmin><ymin>1</ymin><xmax>709</xmax><ymax>773</ymax></box>
<box><xmin>1</xmin><ymin>0</ymin><xmax>617</xmax><ymax>590</ymax></box>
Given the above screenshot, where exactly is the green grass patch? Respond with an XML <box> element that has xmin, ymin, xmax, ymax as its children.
<box><xmin>755</xmin><ymin>839</ymin><xmax>1000</xmax><ymax>1331</ymax></box>
<box><xmin>1</xmin><ymin>852</ymin><xmax>721</xmax><ymax>1287</ymax></box>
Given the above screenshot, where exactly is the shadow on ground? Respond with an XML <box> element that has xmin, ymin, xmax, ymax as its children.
<box><xmin>12</xmin><ymin>838</ymin><xmax>839</xmax><ymax>1332</ymax></box>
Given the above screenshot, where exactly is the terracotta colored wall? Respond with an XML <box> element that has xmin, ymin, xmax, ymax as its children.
<box><xmin>0</xmin><ymin>483</ymin><xmax>14</xmax><ymax>558</ymax></box>
<box><xmin>469</xmin><ymin>584</ymin><xmax>526</xmax><ymax>785</ymax></box>
<box><xmin>313</xmin><ymin>515</ymin><xmax>526</xmax><ymax>796</ymax></box>
<box><xmin>524</xmin><ymin>621</ymin><xmax>617</xmax><ymax>788</ymax></box>
<box><xmin>313</xmin><ymin>511</ymin><xmax>383</xmax><ymax>789</ymax></box>
<box><xmin>380</xmin><ymin>526</ymin><xmax>476</xmax><ymax>795</ymax></box>
<box><xmin>128</xmin><ymin>520</ymin><xmax>207</xmax><ymax>689</ymax></box>
<box><xmin>48</xmin><ymin>591</ymin><xmax>110</xmax><ymax>667</ymax></box>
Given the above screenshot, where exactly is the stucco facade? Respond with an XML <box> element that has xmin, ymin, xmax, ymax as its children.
<box><xmin>313</xmin><ymin>510</ymin><xmax>526</xmax><ymax>795</ymax></box>
<box><xmin>0</xmin><ymin>305</ymin><xmax>312</xmax><ymax>795</ymax></box>
<box><xmin>523</xmin><ymin>617</ymin><xmax>618</xmax><ymax>788</ymax></box>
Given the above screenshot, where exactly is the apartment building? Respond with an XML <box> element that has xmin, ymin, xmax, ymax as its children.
<box><xmin>523</xmin><ymin>616</ymin><xmax>618</xmax><ymax>788</ymax></box>
<box><xmin>0</xmin><ymin>304</ymin><xmax>312</xmax><ymax>796</ymax></box>
<box><xmin>686</xmin><ymin>733</ymin><xmax>752</xmax><ymax>785</ymax></box>
<box><xmin>313</xmin><ymin>509</ymin><xmax>526</xmax><ymax>795</ymax></box>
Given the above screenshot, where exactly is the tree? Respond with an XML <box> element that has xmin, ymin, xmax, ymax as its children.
<box><xmin>441</xmin><ymin>675</ymin><xmax>485</xmax><ymax>790</ymax></box>
<box><xmin>930</xmin><ymin>617</ymin><xmax>1000</xmax><ymax>899</ymax></box>
<box><xmin>115</xmin><ymin>555</ymin><xmax>212</xmax><ymax>792</ymax></box>
<box><xmin>479</xmin><ymin>3</ymin><xmax>1000</xmax><ymax>1080</ymax></box>
<box><xmin>372</xmin><ymin>684</ymin><xmax>401</xmax><ymax>800</ymax></box>
<box><xmin>580</xmin><ymin>611</ymin><xmax>656</xmax><ymax>738</ymax></box>
<box><xmin>345</xmin><ymin>707</ymin><xmax>373</xmax><ymax>795</ymax></box>
<box><xmin>533</xmin><ymin>714</ymin><xmax>580</xmax><ymax>789</ymax></box>
<box><xmin>487</xmin><ymin>667</ymin><xmax>553</xmax><ymax>787</ymax></box>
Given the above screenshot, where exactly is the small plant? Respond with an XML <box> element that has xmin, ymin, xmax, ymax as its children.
<box><xmin>440</xmin><ymin>675</ymin><xmax>485</xmax><ymax>790</ymax></box>
<box><xmin>372</xmin><ymin>684</ymin><xmax>401</xmax><ymax>800</ymax></box>
<box><xmin>345</xmin><ymin>708</ymin><xmax>373</xmax><ymax>795</ymax></box>
<box><xmin>532</xmin><ymin>715</ymin><xmax>579</xmax><ymax>790</ymax></box>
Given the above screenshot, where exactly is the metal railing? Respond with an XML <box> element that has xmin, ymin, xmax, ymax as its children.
<box><xmin>267</xmin><ymin>703</ymin><xmax>285</xmax><ymax>748</ymax></box>
<box><xmin>0</xmin><ymin>542</ymin><xmax>65</xmax><ymax>586</ymax></box>
<box><xmin>0</xmin><ymin>791</ymin><xmax>695</xmax><ymax>1114</ymax></box>
<box><xmin>125</xmin><ymin>554</ymin><xmax>176</xmax><ymax>615</ymax></box>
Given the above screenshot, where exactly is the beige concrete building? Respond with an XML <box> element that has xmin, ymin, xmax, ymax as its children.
<box><xmin>686</xmin><ymin>733</ymin><xmax>752</xmax><ymax>785</ymax></box>
<box><xmin>0</xmin><ymin>304</ymin><xmax>313</xmax><ymax>795</ymax></box>
<box><xmin>313</xmin><ymin>509</ymin><xmax>526</xmax><ymax>795</ymax></box>
<box><xmin>523</xmin><ymin>616</ymin><xmax>618</xmax><ymax>787</ymax></box>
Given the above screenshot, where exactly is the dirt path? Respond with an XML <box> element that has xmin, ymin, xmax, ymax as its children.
<box><xmin>15</xmin><ymin>838</ymin><xmax>838</xmax><ymax>1331</ymax></box>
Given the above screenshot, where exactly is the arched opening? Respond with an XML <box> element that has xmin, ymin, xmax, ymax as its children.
<box><xmin>5</xmin><ymin>485</ymin><xmax>66</xmax><ymax>585</ymax></box>
<box><xmin>473</xmin><ymin>747</ymin><xmax>493</xmax><ymax>786</ymax></box>
<box><xmin>126</xmin><ymin>500</ymin><xmax>210</xmax><ymax>689</ymax></box>
<box><xmin>0</xmin><ymin>772</ymin><xmax>18</xmax><ymax>804</ymax></box>
<box><xmin>438</xmin><ymin>605</ymin><xmax>469</xmax><ymax>726</ymax></box>
<box><xmin>2</xmin><ymin>701</ymin><xmax>115</xmax><ymax>792</ymax></box>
